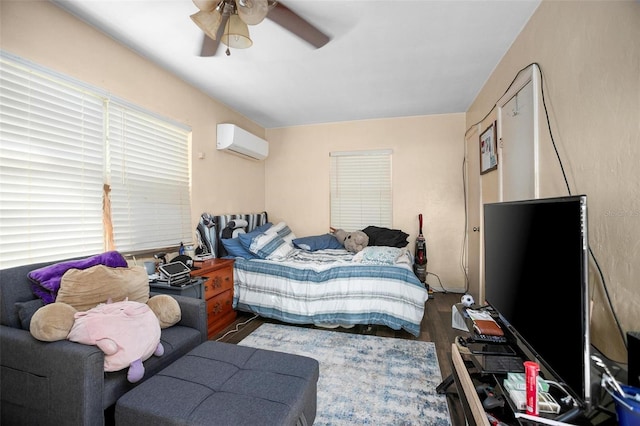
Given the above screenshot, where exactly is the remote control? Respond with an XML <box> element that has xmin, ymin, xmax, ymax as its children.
<box><xmin>469</xmin><ymin>334</ymin><xmax>508</xmax><ymax>344</ymax></box>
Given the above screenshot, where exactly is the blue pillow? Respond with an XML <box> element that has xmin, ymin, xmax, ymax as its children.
<box><xmin>293</xmin><ymin>234</ymin><xmax>344</xmax><ymax>251</ymax></box>
<box><xmin>220</xmin><ymin>238</ymin><xmax>259</xmax><ymax>259</ymax></box>
<box><xmin>238</xmin><ymin>222</ymin><xmax>273</xmax><ymax>250</ymax></box>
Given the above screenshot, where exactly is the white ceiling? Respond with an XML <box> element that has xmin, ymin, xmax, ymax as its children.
<box><xmin>52</xmin><ymin>0</ymin><xmax>540</xmax><ymax>129</ymax></box>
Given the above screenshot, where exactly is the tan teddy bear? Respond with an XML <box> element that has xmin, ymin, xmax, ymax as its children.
<box><xmin>331</xmin><ymin>228</ymin><xmax>369</xmax><ymax>253</ymax></box>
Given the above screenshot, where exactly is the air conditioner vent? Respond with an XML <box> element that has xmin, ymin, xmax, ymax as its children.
<box><xmin>217</xmin><ymin>124</ymin><xmax>268</xmax><ymax>160</ymax></box>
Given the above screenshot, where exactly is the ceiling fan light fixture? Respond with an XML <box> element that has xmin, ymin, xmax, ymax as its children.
<box><xmin>190</xmin><ymin>9</ymin><xmax>223</xmax><ymax>40</ymax></box>
<box><xmin>235</xmin><ymin>0</ymin><xmax>269</xmax><ymax>25</ymax></box>
<box><xmin>192</xmin><ymin>0</ymin><xmax>218</xmax><ymax>12</ymax></box>
<box><xmin>222</xmin><ymin>14</ymin><xmax>253</xmax><ymax>49</ymax></box>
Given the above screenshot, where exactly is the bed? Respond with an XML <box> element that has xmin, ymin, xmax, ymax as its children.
<box><xmin>195</xmin><ymin>212</ymin><xmax>429</xmax><ymax>336</ymax></box>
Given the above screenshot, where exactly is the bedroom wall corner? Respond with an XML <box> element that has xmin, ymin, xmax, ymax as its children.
<box><xmin>265</xmin><ymin>113</ymin><xmax>468</xmax><ymax>293</ymax></box>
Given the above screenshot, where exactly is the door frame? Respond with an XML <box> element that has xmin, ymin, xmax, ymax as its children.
<box><xmin>496</xmin><ymin>63</ymin><xmax>541</xmax><ymax>201</ymax></box>
<box><xmin>464</xmin><ymin>124</ymin><xmax>482</xmax><ymax>302</ymax></box>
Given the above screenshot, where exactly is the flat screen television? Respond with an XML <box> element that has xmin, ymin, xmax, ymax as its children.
<box><xmin>483</xmin><ymin>195</ymin><xmax>591</xmax><ymax>409</ymax></box>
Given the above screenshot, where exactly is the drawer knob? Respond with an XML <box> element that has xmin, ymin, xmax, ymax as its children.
<box><xmin>213</xmin><ymin>276</ymin><xmax>222</xmax><ymax>288</ymax></box>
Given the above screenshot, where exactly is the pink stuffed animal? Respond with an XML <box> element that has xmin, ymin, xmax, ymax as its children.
<box><xmin>67</xmin><ymin>299</ymin><xmax>164</xmax><ymax>383</ymax></box>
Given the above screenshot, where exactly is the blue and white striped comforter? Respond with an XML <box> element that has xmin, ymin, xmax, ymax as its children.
<box><xmin>232</xmin><ymin>249</ymin><xmax>429</xmax><ymax>336</ymax></box>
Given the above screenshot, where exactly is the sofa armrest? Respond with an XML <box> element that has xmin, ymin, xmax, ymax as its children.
<box><xmin>151</xmin><ymin>293</ymin><xmax>207</xmax><ymax>343</ymax></box>
<box><xmin>0</xmin><ymin>325</ymin><xmax>106</xmax><ymax>426</ymax></box>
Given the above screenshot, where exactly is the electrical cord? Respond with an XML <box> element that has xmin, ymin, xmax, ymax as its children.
<box><xmin>463</xmin><ymin>62</ymin><xmax>539</xmax><ymax>138</ymax></box>
<box><xmin>215</xmin><ymin>313</ymin><xmax>259</xmax><ymax>341</ymax></box>
<box><xmin>425</xmin><ymin>271</ymin><xmax>448</xmax><ymax>293</ymax></box>
<box><xmin>544</xmin><ymin>380</ymin><xmax>578</xmax><ymax>408</ymax></box>
<box><xmin>461</xmin><ymin>155</ymin><xmax>470</xmax><ymax>294</ymax></box>
<box><xmin>588</xmin><ymin>245</ymin><xmax>624</xmax><ymax>348</ymax></box>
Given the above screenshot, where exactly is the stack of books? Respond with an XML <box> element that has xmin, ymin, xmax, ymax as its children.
<box><xmin>503</xmin><ymin>373</ymin><xmax>560</xmax><ymax>414</ymax></box>
<box><xmin>466</xmin><ymin>309</ymin><xmax>504</xmax><ymax>336</ymax></box>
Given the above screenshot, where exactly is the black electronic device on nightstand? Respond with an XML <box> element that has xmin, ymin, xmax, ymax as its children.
<box><xmin>157</xmin><ymin>261</ymin><xmax>191</xmax><ymax>287</ymax></box>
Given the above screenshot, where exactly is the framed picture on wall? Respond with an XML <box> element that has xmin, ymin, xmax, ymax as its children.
<box><xmin>480</xmin><ymin>122</ymin><xmax>498</xmax><ymax>174</ymax></box>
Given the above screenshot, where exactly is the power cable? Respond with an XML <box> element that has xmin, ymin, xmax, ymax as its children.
<box><xmin>425</xmin><ymin>271</ymin><xmax>448</xmax><ymax>294</ymax></box>
<box><xmin>464</xmin><ymin>62</ymin><xmax>539</xmax><ymax>137</ymax></box>
<box><xmin>215</xmin><ymin>313</ymin><xmax>259</xmax><ymax>341</ymax></box>
<box><xmin>461</xmin><ymin>155</ymin><xmax>470</xmax><ymax>294</ymax></box>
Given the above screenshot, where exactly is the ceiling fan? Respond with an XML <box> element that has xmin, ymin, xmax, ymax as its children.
<box><xmin>190</xmin><ymin>0</ymin><xmax>330</xmax><ymax>56</ymax></box>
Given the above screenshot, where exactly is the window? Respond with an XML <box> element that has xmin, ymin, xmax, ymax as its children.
<box><xmin>107</xmin><ymin>102</ymin><xmax>192</xmax><ymax>253</ymax></box>
<box><xmin>0</xmin><ymin>52</ymin><xmax>192</xmax><ymax>268</ymax></box>
<box><xmin>330</xmin><ymin>150</ymin><xmax>392</xmax><ymax>231</ymax></box>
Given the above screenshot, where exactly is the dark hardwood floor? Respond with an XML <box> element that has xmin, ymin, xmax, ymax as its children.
<box><xmin>213</xmin><ymin>291</ymin><xmax>466</xmax><ymax>425</ymax></box>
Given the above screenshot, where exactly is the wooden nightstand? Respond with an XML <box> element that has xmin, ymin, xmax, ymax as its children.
<box><xmin>190</xmin><ymin>258</ymin><xmax>236</xmax><ymax>339</ymax></box>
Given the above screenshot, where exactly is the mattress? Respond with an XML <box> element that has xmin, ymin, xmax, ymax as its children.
<box><xmin>232</xmin><ymin>249</ymin><xmax>429</xmax><ymax>336</ymax></box>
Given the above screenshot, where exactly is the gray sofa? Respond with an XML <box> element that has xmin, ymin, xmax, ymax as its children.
<box><xmin>0</xmin><ymin>258</ymin><xmax>208</xmax><ymax>426</ymax></box>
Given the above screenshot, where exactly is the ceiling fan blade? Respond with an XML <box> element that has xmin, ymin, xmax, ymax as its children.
<box><xmin>199</xmin><ymin>13</ymin><xmax>229</xmax><ymax>57</ymax></box>
<box><xmin>200</xmin><ymin>34</ymin><xmax>219</xmax><ymax>56</ymax></box>
<box><xmin>267</xmin><ymin>2</ymin><xmax>329</xmax><ymax>48</ymax></box>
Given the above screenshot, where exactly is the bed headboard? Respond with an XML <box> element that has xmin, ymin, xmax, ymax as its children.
<box><xmin>195</xmin><ymin>211</ymin><xmax>268</xmax><ymax>258</ymax></box>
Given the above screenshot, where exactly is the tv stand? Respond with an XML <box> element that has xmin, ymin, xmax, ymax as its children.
<box><xmin>444</xmin><ymin>306</ymin><xmax>620</xmax><ymax>425</ymax></box>
<box><xmin>447</xmin><ymin>343</ymin><xmax>612</xmax><ymax>425</ymax></box>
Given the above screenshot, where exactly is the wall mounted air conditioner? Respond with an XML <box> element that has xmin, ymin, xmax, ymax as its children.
<box><xmin>216</xmin><ymin>123</ymin><xmax>268</xmax><ymax>160</ymax></box>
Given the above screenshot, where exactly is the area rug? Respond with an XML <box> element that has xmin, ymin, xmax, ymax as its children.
<box><xmin>238</xmin><ymin>323</ymin><xmax>452</xmax><ymax>425</ymax></box>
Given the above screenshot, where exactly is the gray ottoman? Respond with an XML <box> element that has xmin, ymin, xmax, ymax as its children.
<box><xmin>115</xmin><ymin>340</ymin><xmax>319</xmax><ymax>426</ymax></box>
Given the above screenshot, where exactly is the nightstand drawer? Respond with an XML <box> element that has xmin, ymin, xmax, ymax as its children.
<box><xmin>203</xmin><ymin>268</ymin><xmax>233</xmax><ymax>299</ymax></box>
<box><xmin>191</xmin><ymin>258</ymin><xmax>235</xmax><ymax>338</ymax></box>
<box><xmin>206</xmin><ymin>289</ymin><xmax>234</xmax><ymax>326</ymax></box>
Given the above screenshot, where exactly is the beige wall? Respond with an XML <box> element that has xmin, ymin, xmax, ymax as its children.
<box><xmin>266</xmin><ymin>114</ymin><xmax>468</xmax><ymax>292</ymax></box>
<box><xmin>467</xmin><ymin>0</ymin><xmax>640</xmax><ymax>362</ymax></box>
<box><xmin>0</xmin><ymin>0</ymin><xmax>266</xmax><ymax>235</ymax></box>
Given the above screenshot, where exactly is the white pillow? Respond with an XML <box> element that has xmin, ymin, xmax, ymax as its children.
<box><xmin>249</xmin><ymin>232</ymin><xmax>294</xmax><ymax>260</ymax></box>
<box><xmin>352</xmin><ymin>246</ymin><xmax>404</xmax><ymax>265</ymax></box>
<box><xmin>266</xmin><ymin>221</ymin><xmax>296</xmax><ymax>244</ymax></box>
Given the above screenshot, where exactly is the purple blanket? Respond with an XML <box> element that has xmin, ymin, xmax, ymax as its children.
<box><xmin>28</xmin><ymin>251</ymin><xmax>128</xmax><ymax>304</ymax></box>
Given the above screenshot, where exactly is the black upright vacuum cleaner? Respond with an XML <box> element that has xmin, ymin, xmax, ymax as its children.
<box><xmin>413</xmin><ymin>214</ymin><xmax>431</xmax><ymax>297</ymax></box>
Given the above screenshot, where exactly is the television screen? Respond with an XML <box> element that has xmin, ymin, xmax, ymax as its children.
<box><xmin>483</xmin><ymin>195</ymin><xmax>590</xmax><ymax>408</ymax></box>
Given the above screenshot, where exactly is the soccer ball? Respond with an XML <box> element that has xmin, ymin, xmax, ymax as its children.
<box><xmin>460</xmin><ymin>294</ymin><xmax>475</xmax><ymax>307</ymax></box>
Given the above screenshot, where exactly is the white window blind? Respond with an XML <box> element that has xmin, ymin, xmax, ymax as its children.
<box><xmin>0</xmin><ymin>52</ymin><xmax>193</xmax><ymax>268</ymax></box>
<box><xmin>0</xmin><ymin>58</ymin><xmax>105</xmax><ymax>268</ymax></box>
<box><xmin>108</xmin><ymin>103</ymin><xmax>192</xmax><ymax>253</ymax></box>
<box><xmin>330</xmin><ymin>150</ymin><xmax>392</xmax><ymax>231</ymax></box>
